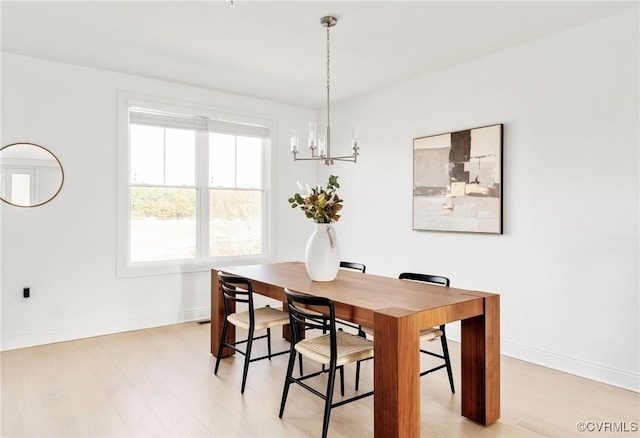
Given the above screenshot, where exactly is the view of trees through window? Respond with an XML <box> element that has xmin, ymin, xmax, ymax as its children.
<box><xmin>131</xmin><ymin>187</ymin><xmax>196</xmax><ymax>220</ymax></box>
<box><xmin>209</xmin><ymin>189</ymin><xmax>262</xmax><ymax>257</ymax></box>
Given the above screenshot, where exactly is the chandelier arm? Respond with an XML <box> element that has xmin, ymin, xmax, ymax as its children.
<box><xmin>293</xmin><ymin>156</ymin><xmax>357</xmax><ymax>162</ymax></box>
<box><xmin>294</xmin><ymin>154</ymin><xmax>356</xmax><ymax>161</ymax></box>
<box><xmin>293</xmin><ymin>157</ymin><xmax>331</xmax><ymax>162</ymax></box>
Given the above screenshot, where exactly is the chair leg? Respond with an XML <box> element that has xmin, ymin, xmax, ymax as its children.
<box><xmin>279</xmin><ymin>347</ymin><xmax>298</xmax><ymax>418</ymax></box>
<box><xmin>440</xmin><ymin>326</ymin><xmax>455</xmax><ymax>394</ymax></box>
<box><xmin>298</xmin><ymin>353</ymin><xmax>303</xmax><ymax>376</ymax></box>
<box><xmin>293</xmin><ymin>323</ymin><xmax>303</xmax><ymax>376</ymax></box>
<box><xmin>214</xmin><ymin>320</ymin><xmax>229</xmax><ymax>375</ymax></box>
<box><xmin>267</xmin><ymin>327</ymin><xmax>272</xmax><ymax>359</ymax></box>
<box><xmin>322</xmin><ymin>364</ymin><xmax>337</xmax><ymax>438</ymax></box>
<box><xmin>322</xmin><ymin>326</ymin><xmax>327</xmax><ymax>372</ymax></box>
<box><xmin>339</xmin><ymin>365</ymin><xmax>345</xmax><ymax>396</ymax></box>
<box><xmin>240</xmin><ymin>328</ymin><xmax>254</xmax><ymax>394</ymax></box>
<box><xmin>355</xmin><ymin>326</ymin><xmax>366</xmax><ymax>391</ymax></box>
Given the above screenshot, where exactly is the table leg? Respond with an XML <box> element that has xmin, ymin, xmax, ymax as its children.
<box><xmin>461</xmin><ymin>294</ymin><xmax>500</xmax><ymax>425</ymax></box>
<box><xmin>373</xmin><ymin>308</ymin><xmax>421</xmax><ymax>438</ymax></box>
<box><xmin>211</xmin><ymin>269</ymin><xmax>236</xmax><ymax>357</ymax></box>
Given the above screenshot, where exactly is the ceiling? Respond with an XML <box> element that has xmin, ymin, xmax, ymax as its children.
<box><xmin>2</xmin><ymin>1</ymin><xmax>637</xmax><ymax>108</ymax></box>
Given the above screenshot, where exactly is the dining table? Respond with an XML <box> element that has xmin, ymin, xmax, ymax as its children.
<box><xmin>210</xmin><ymin>261</ymin><xmax>500</xmax><ymax>437</ymax></box>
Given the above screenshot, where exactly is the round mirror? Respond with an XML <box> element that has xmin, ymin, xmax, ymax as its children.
<box><xmin>0</xmin><ymin>142</ymin><xmax>64</xmax><ymax>207</ymax></box>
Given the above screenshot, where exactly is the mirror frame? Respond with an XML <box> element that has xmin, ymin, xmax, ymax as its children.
<box><xmin>0</xmin><ymin>142</ymin><xmax>65</xmax><ymax>208</ymax></box>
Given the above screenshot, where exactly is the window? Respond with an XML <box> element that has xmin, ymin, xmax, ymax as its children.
<box><xmin>118</xmin><ymin>94</ymin><xmax>273</xmax><ymax>276</ymax></box>
<box><xmin>1</xmin><ymin>168</ymin><xmax>35</xmax><ymax>206</ymax></box>
<box><xmin>209</xmin><ymin>132</ymin><xmax>263</xmax><ymax>257</ymax></box>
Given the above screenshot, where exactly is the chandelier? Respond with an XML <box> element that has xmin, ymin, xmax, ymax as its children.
<box><xmin>291</xmin><ymin>16</ymin><xmax>360</xmax><ymax>165</ymax></box>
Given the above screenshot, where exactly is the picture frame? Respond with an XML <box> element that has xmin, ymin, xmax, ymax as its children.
<box><xmin>413</xmin><ymin>123</ymin><xmax>503</xmax><ymax>234</ymax></box>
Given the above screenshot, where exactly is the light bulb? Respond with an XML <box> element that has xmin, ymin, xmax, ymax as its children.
<box><xmin>308</xmin><ymin>122</ymin><xmax>317</xmax><ymax>149</ymax></box>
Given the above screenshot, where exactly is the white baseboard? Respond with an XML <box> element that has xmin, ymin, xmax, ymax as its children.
<box><xmin>446</xmin><ymin>324</ymin><xmax>638</xmax><ymax>393</ymax></box>
<box><xmin>0</xmin><ymin>298</ymin><xmax>279</xmax><ymax>352</ymax></box>
<box><xmin>3</xmin><ymin>310</ymin><xmax>638</xmax><ymax>394</ymax></box>
<box><xmin>501</xmin><ymin>340</ymin><xmax>639</xmax><ymax>393</ymax></box>
<box><xmin>0</xmin><ymin>307</ymin><xmax>211</xmax><ymax>352</ymax></box>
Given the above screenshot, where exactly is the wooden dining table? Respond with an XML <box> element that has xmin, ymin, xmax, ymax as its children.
<box><xmin>210</xmin><ymin>261</ymin><xmax>500</xmax><ymax>437</ymax></box>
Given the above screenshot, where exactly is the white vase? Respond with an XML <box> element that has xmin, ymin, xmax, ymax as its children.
<box><xmin>305</xmin><ymin>223</ymin><xmax>340</xmax><ymax>281</ymax></box>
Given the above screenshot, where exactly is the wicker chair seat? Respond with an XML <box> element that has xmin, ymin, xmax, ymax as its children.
<box><xmin>294</xmin><ymin>331</ymin><xmax>374</xmax><ymax>366</ymax></box>
<box><xmin>361</xmin><ymin>325</ymin><xmax>442</xmax><ymax>342</ymax></box>
<box><xmin>227</xmin><ymin>306</ymin><xmax>289</xmax><ymax>331</ymax></box>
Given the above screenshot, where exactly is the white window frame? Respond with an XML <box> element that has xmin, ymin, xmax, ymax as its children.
<box><xmin>117</xmin><ymin>91</ymin><xmax>275</xmax><ymax>277</ymax></box>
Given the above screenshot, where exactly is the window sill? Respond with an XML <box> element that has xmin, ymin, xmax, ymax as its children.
<box><xmin>116</xmin><ymin>254</ymin><xmax>274</xmax><ymax>278</ymax></box>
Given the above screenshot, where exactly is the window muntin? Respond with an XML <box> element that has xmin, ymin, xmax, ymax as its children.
<box><xmin>130</xmin><ymin>125</ymin><xmax>196</xmax><ymax>186</ymax></box>
<box><xmin>209</xmin><ymin>133</ymin><xmax>262</xmax><ymax>188</ymax></box>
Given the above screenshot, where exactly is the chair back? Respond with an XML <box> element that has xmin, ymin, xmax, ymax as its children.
<box><xmin>284</xmin><ymin>288</ymin><xmax>338</xmax><ymax>358</ymax></box>
<box><xmin>218</xmin><ymin>272</ymin><xmax>255</xmax><ymax>319</ymax></box>
<box><xmin>399</xmin><ymin>272</ymin><xmax>450</xmax><ymax>287</ymax></box>
<box><xmin>339</xmin><ymin>261</ymin><xmax>366</xmax><ymax>273</ymax></box>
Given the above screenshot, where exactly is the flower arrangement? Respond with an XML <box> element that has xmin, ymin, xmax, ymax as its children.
<box><xmin>288</xmin><ymin>175</ymin><xmax>343</xmax><ymax>224</ymax></box>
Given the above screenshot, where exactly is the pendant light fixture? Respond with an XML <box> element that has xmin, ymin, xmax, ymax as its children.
<box><xmin>291</xmin><ymin>16</ymin><xmax>360</xmax><ymax>165</ymax></box>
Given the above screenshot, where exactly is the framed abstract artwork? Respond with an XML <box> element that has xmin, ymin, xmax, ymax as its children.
<box><xmin>413</xmin><ymin>123</ymin><xmax>503</xmax><ymax>234</ymax></box>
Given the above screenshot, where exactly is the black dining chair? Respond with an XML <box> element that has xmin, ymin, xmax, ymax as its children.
<box><xmin>355</xmin><ymin>272</ymin><xmax>455</xmax><ymax>393</ymax></box>
<box><xmin>279</xmin><ymin>288</ymin><xmax>374</xmax><ymax>438</ymax></box>
<box><xmin>309</xmin><ymin>261</ymin><xmax>366</xmax><ymax>335</ymax></box>
<box><xmin>339</xmin><ymin>261</ymin><xmax>366</xmax><ymax>273</ymax></box>
<box><xmin>214</xmin><ymin>273</ymin><xmax>290</xmax><ymax>393</ymax></box>
<box><xmin>400</xmin><ymin>272</ymin><xmax>455</xmax><ymax>392</ymax></box>
<box><xmin>335</xmin><ymin>261</ymin><xmax>366</xmax><ymax>332</ymax></box>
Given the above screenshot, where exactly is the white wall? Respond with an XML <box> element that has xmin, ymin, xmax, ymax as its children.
<box><xmin>326</xmin><ymin>10</ymin><xmax>639</xmax><ymax>391</ymax></box>
<box><xmin>1</xmin><ymin>8</ymin><xmax>637</xmax><ymax>393</ymax></box>
<box><xmin>0</xmin><ymin>52</ymin><xmax>317</xmax><ymax>350</ymax></box>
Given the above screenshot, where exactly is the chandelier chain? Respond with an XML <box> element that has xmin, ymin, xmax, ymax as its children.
<box><xmin>326</xmin><ymin>22</ymin><xmax>331</xmax><ymax>154</ymax></box>
<box><xmin>327</xmin><ymin>23</ymin><xmax>331</xmax><ymax>92</ymax></box>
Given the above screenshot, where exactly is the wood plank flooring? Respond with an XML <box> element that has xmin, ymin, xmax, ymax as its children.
<box><xmin>1</xmin><ymin>322</ymin><xmax>638</xmax><ymax>437</ymax></box>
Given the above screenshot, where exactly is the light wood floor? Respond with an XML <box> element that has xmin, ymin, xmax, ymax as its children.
<box><xmin>1</xmin><ymin>322</ymin><xmax>638</xmax><ymax>437</ymax></box>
